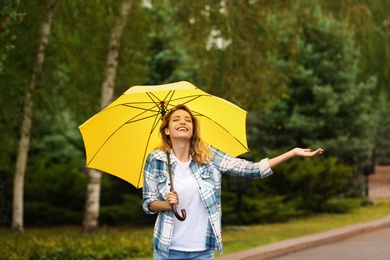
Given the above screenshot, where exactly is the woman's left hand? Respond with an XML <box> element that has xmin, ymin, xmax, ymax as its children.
<box><xmin>292</xmin><ymin>148</ymin><xmax>324</xmax><ymax>157</ymax></box>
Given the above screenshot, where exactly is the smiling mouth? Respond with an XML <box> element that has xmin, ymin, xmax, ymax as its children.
<box><xmin>177</xmin><ymin>127</ymin><xmax>187</xmax><ymax>131</ymax></box>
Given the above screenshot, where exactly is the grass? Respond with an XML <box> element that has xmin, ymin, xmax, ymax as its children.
<box><xmin>1</xmin><ymin>198</ymin><xmax>389</xmax><ymax>259</ymax></box>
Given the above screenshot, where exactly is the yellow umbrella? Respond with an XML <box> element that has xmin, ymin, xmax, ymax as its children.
<box><xmin>79</xmin><ymin>81</ymin><xmax>249</xmax><ymax>188</ymax></box>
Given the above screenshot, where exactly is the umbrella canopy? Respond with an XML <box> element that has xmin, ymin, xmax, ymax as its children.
<box><xmin>79</xmin><ymin>81</ymin><xmax>249</xmax><ymax>188</ymax></box>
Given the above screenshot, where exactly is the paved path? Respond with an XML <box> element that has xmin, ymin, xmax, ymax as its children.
<box><xmin>270</xmin><ymin>227</ymin><xmax>390</xmax><ymax>260</ymax></box>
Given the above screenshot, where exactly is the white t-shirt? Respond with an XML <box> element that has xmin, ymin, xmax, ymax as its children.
<box><xmin>169</xmin><ymin>156</ymin><xmax>209</xmax><ymax>251</ymax></box>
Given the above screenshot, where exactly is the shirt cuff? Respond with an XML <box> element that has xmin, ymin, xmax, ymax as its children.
<box><xmin>259</xmin><ymin>158</ymin><xmax>273</xmax><ymax>178</ymax></box>
<box><xmin>142</xmin><ymin>198</ymin><xmax>158</xmax><ymax>215</ymax></box>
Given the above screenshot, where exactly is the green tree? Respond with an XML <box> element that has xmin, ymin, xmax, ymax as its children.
<box><xmin>165</xmin><ymin>1</ymin><xmax>287</xmax><ymax>110</ymax></box>
<box><xmin>321</xmin><ymin>0</ymin><xmax>390</xmax><ymax>166</ymax></box>
<box><xmin>12</xmin><ymin>0</ymin><xmax>56</xmax><ymax>232</ymax></box>
<box><xmin>83</xmin><ymin>0</ymin><xmax>132</xmax><ymax>233</ymax></box>
<box><xmin>0</xmin><ymin>0</ymin><xmax>27</xmax><ymax>169</ymax></box>
<box><xmin>1</xmin><ymin>0</ymin><xmax>152</xmax><ymax>228</ymax></box>
<box><xmin>253</xmin><ymin>3</ymin><xmax>378</xmax><ymax>176</ymax></box>
<box><xmin>0</xmin><ymin>1</ymin><xmax>48</xmax><ymax>228</ymax></box>
<box><xmin>38</xmin><ymin>0</ymin><xmax>152</xmax><ymax>229</ymax></box>
<box><xmin>24</xmin><ymin>111</ymin><xmax>86</xmax><ymax>226</ymax></box>
<box><xmin>143</xmin><ymin>1</ymin><xmax>289</xmax><ymax>110</ymax></box>
<box><xmin>322</xmin><ymin>0</ymin><xmax>390</xmax><ymax>96</ymax></box>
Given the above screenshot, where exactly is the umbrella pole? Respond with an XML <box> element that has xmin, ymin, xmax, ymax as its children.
<box><xmin>167</xmin><ymin>152</ymin><xmax>187</xmax><ymax>221</ymax></box>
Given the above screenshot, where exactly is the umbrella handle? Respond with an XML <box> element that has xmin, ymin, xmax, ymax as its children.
<box><xmin>172</xmin><ymin>204</ymin><xmax>186</xmax><ymax>221</ymax></box>
<box><xmin>167</xmin><ymin>152</ymin><xmax>187</xmax><ymax>221</ymax></box>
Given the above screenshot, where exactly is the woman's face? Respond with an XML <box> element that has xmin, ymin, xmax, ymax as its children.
<box><xmin>164</xmin><ymin>109</ymin><xmax>193</xmax><ymax>141</ymax></box>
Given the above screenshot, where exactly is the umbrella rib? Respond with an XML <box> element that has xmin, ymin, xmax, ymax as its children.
<box><xmin>87</xmin><ymin>103</ymin><xmax>161</xmax><ymax>166</ymax></box>
<box><xmin>114</xmin><ymin>93</ymin><xmax>213</xmax><ymax>118</ymax></box>
<box><xmin>150</xmin><ymin>92</ymin><xmax>213</xmax><ymax>113</ymax></box>
<box><xmin>87</xmin><ymin>92</ymin><xmax>168</xmax><ymax>176</ymax></box>
<box><xmin>87</xmin><ymin>125</ymin><xmax>125</xmax><ymax>167</ymax></box>
<box><xmin>136</xmin><ymin>110</ymin><xmax>162</xmax><ymax>188</ymax></box>
<box><xmin>119</xmin><ymin>99</ymin><xmax>165</xmax><ymax>123</ymax></box>
<box><xmin>169</xmin><ymin>94</ymin><xmax>211</xmax><ymax>107</ymax></box>
<box><xmin>133</xmin><ymin>91</ymin><xmax>173</xmax><ymax>187</ymax></box>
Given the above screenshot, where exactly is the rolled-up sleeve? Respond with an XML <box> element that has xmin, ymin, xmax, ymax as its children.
<box><xmin>212</xmin><ymin>147</ymin><xmax>273</xmax><ymax>179</ymax></box>
<box><xmin>258</xmin><ymin>158</ymin><xmax>273</xmax><ymax>178</ymax></box>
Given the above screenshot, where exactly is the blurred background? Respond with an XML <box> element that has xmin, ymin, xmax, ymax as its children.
<box><xmin>1</xmin><ymin>0</ymin><xmax>389</xmax><ymax>233</ymax></box>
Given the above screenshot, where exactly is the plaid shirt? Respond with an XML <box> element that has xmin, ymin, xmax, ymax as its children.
<box><xmin>142</xmin><ymin>147</ymin><xmax>273</xmax><ymax>256</ymax></box>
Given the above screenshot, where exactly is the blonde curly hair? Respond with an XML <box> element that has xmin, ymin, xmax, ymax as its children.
<box><xmin>158</xmin><ymin>104</ymin><xmax>213</xmax><ymax>164</ymax></box>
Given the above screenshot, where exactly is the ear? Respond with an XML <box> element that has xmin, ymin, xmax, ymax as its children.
<box><xmin>164</xmin><ymin>128</ymin><xmax>170</xmax><ymax>136</ymax></box>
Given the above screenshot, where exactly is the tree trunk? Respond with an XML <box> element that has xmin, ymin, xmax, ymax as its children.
<box><xmin>83</xmin><ymin>0</ymin><xmax>132</xmax><ymax>233</ymax></box>
<box><xmin>12</xmin><ymin>0</ymin><xmax>57</xmax><ymax>232</ymax></box>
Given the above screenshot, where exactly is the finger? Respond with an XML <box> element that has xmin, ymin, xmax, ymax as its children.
<box><xmin>166</xmin><ymin>194</ymin><xmax>179</xmax><ymax>205</ymax></box>
<box><xmin>308</xmin><ymin>148</ymin><xmax>323</xmax><ymax>156</ymax></box>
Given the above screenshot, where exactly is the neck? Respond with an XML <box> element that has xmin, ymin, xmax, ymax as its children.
<box><xmin>171</xmin><ymin>140</ymin><xmax>191</xmax><ymax>162</ymax></box>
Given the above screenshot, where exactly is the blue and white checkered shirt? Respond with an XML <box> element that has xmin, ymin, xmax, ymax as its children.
<box><xmin>142</xmin><ymin>147</ymin><xmax>273</xmax><ymax>256</ymax></box>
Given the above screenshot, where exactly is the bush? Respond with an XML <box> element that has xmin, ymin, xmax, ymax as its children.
<box><xmin>100</xmin><ymin>194</ymin><xmax>156</xmax><ymax>226</ymax></box>
<box><xmin>0</xmin><ymin>226</ymin><xmax>154</xmax><ymax>260</ymax></box>
<box><xmin>23</xmin><ymin>156</ymin><xmax>88</xmax><ymax>226</ymax></box>
<box><xmin>221</xmin><ymin>155</ymin><xmax>352</xmax><ymax>225</ymax></box>
<box><xmin>25</xmin><ymin>202</ymin><xmax>83</xmax><ymax>226</ymax></box>
<box><xmin>320</xmin><ymin>198</ymin><xmax>366</xmax><ymax>213</ymax></box>
<box><xmin>241</xmin><ymin>195</ymin><xmax>303</xmax><ymax>224</ymax></box>
<box><xmin>262</xmin><ymin>156</ymin><xmax>351</xmax><ymax>213</ymax></box>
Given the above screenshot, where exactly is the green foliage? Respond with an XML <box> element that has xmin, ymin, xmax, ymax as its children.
<box><xmin>46</xmin><ymin>0</ymin><xmax>120</xmax><ymax>120</ymax></box>
<box><xmin>0</xmin><ymin>0</ymin><xmax>23</xmax><ymax>73</ymax></box>
<box><xmin>1</xmin><ymin>0</ymin><xmax>153</xmax><ymax>228</ymax></box>
<box><xmin>325</xmin><ymin>0</ymin><xmax>390</xmax><ymax>97</ymax></box>
<box><xmin>19</xmin><ymin>110</ymin><xmax>87</xmax><ymax>226</ymax></box>
<box><xmin>240</xmin><ymin>195</ymin><xmax>301</xmax><ymax>224</ymax></box>
<box><xmin>262</xmin><ymin>155</ymin><xmax>351</xmax><ymax>213</ymax></box>
<box><xmin>1</xmin><ymin>0</ymin><xmax>388</xmax><ymax>228</ymax></box>
<box><xmin>0</xmin><ymin>0</ymin><xmax>50</xmax><ymax>174</ymax></box>
<box><xmin>321</xmin><ymin>198</ymin><xmax>364</xmax><ymax>214</ymax></box>
<box><xmin>0</xmin><ymin>226</ymin><xmax>154</xmax><ymax>259</ymax></box>
<box><xmin>141</xmin><ymin>1</ymin><xmax>194</xmax><ymax>85</ymax></box>
<box><xmin>221</xmin><ymin>155</ymin><xmax>351</xmax><ymax>225</ymax></box>
<box><xmin>25</xmin><ymin>202</ymin><xmax>83</xmax><ymax>226</ymax></box>
<box><xmin>24</xmin><ymin>156</ymin><xmax>87</xmax><ymax>225</ymax></box>
<box><xmin>249</xmin><ymin>2</ymin><xmax>378</xmax><ymax>197</ymax></box>
<box><xmin>100</xmin><ymin>194</ymin><xmax>156</xmax><ymax>226</ymax></box>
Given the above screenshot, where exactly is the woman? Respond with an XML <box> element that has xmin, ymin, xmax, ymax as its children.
<box><xmin>142</xmin><ymin>104</ymin><xmax>323</xmax><ymax>259</ymax></box>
